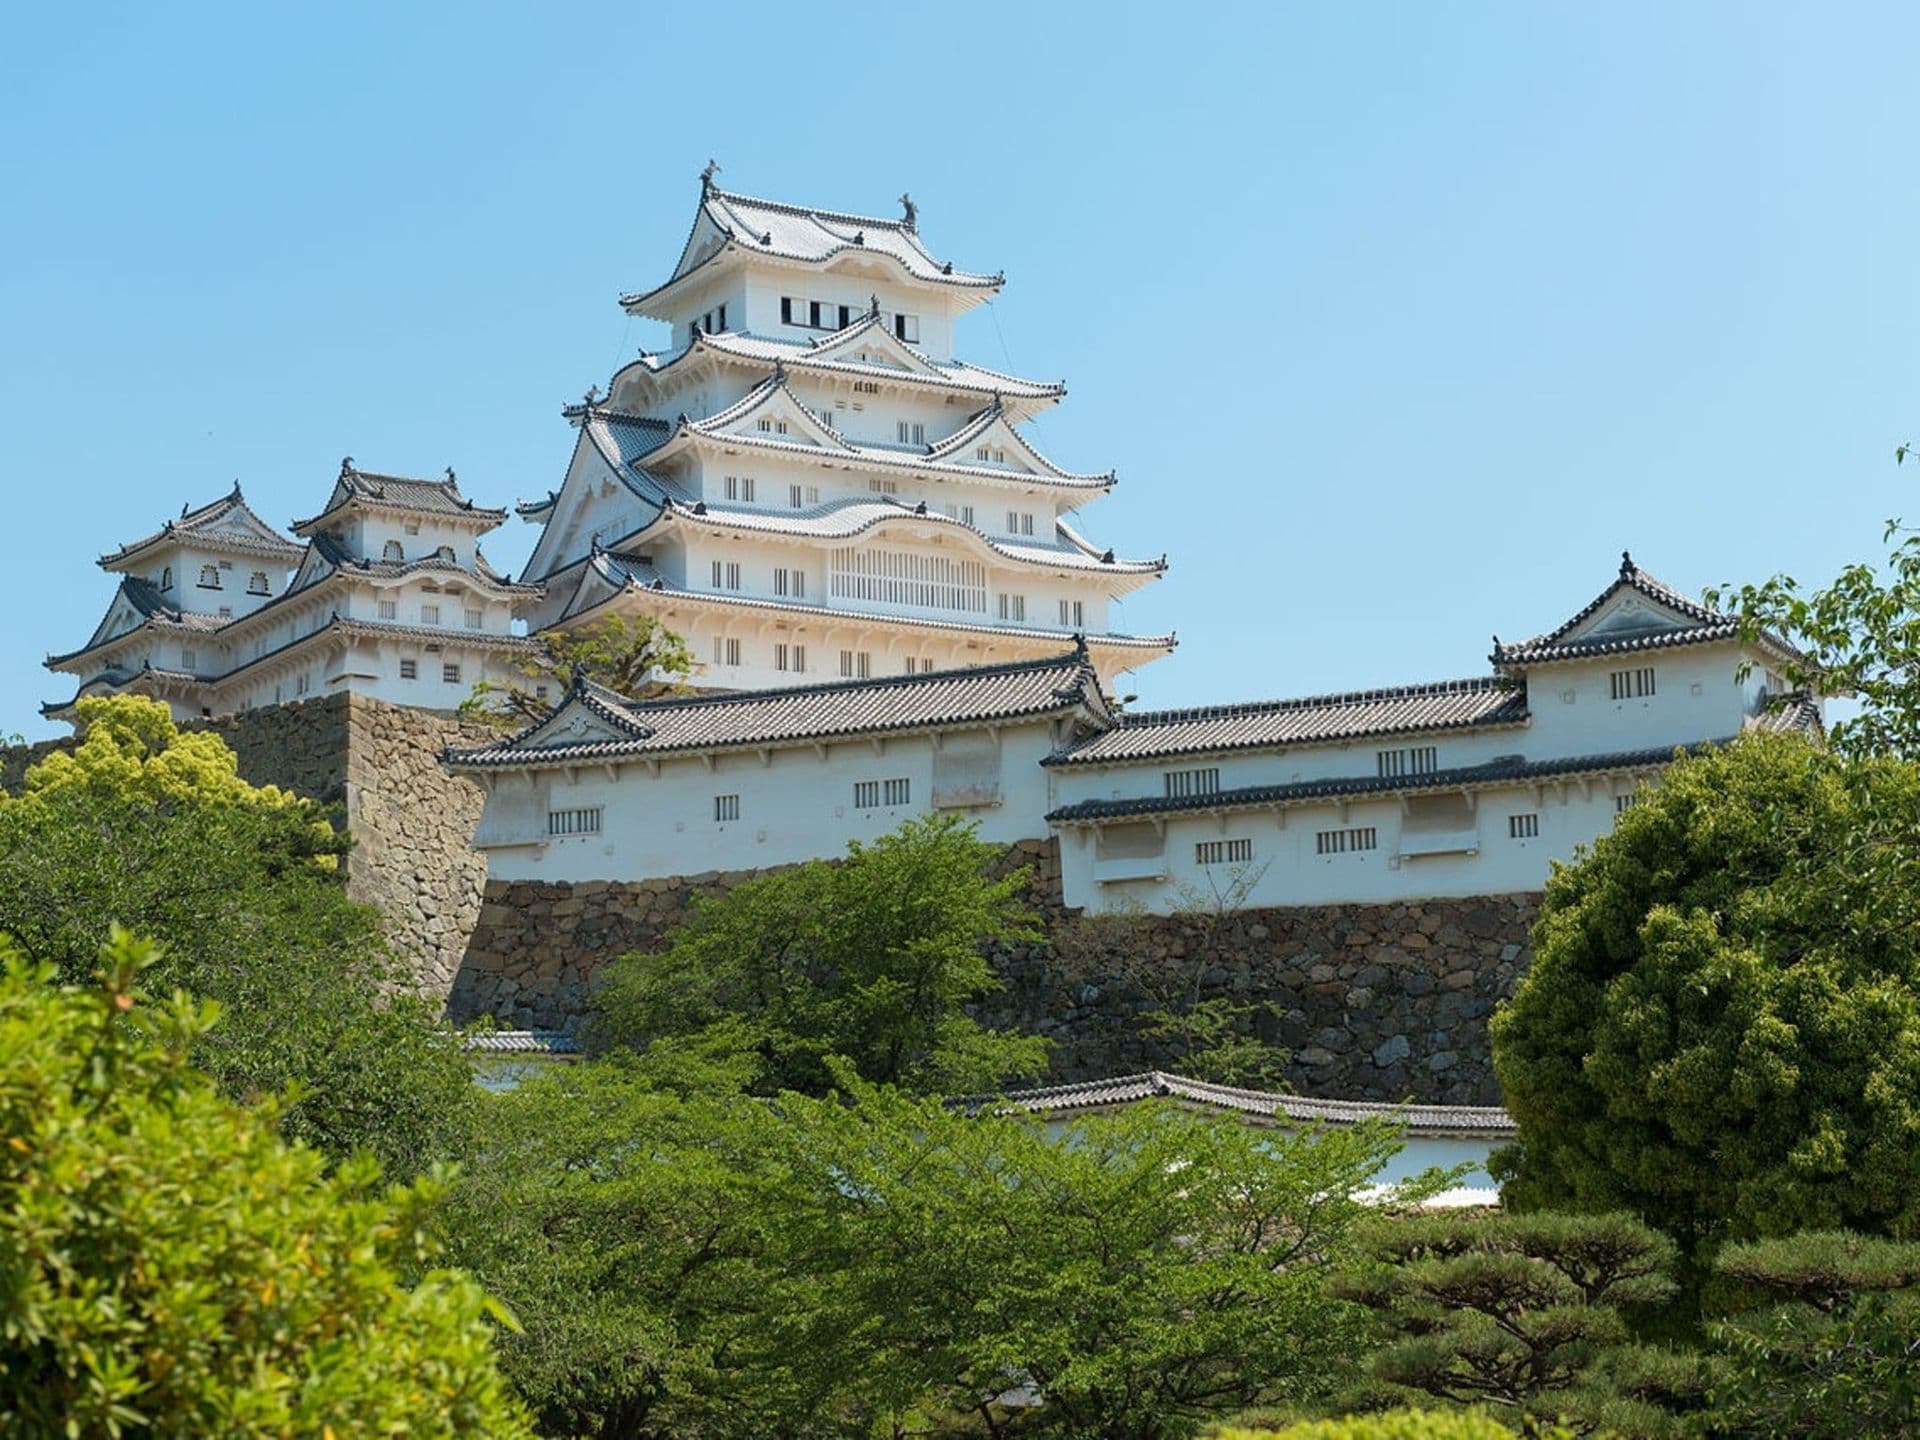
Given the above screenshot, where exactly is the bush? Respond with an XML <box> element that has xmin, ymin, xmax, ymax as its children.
<box><xmin>0</xmin><ymin>930</ymin><xmax>531</xmax><ymax>1437</ymax></box>
<box><xmin>1214</xmin><ymin>1408</ymin><xmax>1575</xmax><ymax>1438</ymax></box>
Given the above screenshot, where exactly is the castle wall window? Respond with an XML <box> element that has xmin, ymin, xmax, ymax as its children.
<box><xmin>405</xmin><ymin>522</ymin><xmax>420</xmax><ymax>536</ymax></box>
<box><xmin>421</xmin><ymin>603</ymin><xmax>441</xmax><ymax>625</ymax></box>
<box><xmin>902</xmin><ymin>656</ymin><xmax>933</xmax><ymax>674</ymax></box>
<box><xmin>383</xmin><ymin>540</ymin><xmax>404</xmax><ymax>562</ymax></box>
<box><xmin>377</xmin><ymin>599</ymin><xmax>398</xmax><ymax>620</ymax></box>
<box><xmin>773</xmin><ymin>567</ymin><xmax>806</xmax><ymax>598</ymax></box>
<box><xmin>713</xmin><ymin>637</ymin><xmax>742</xmax><ymax>667</ymax></box>
<box><xmin>1196</xmin><ymin>838</ymin><xmax>1253</xmax><ymax>866</ymax></box>
<box><xmin>893</xmin><ymin>313</ymin><xmax>919</xmax><ymax>344</ymax></box>
<box><xmin>868</xmin><ymin>478</ymin><xmax>899</xmax><ymax>495</ymax></box>
<box><xmin>435</xmin><ymin>545</ymin><xmax>456</xmax><ymax>563</ymax></box>
<box><xmin>465</xmin><ymin>608</ymin><xmax>483</xmax><ymax>629</ymax></box>
<box><xmin>840</xmin><ymin>649</ymin><xmax>871</xmax><ymax>679</ymax></box>
<box><xmin>714</xmin><ymin>794</ymin><xmax>740</xmax><ymax>823</ymax></box>
<box><xmin>1059</xmin><ymin>599</ymin><xmax>1085</xmax><ymax>628</ymax></box>
<box><xmin>399</xmin><ymin>658</ymin><xmax>418</xmax><ymax>680</ymax></box>
<box><xmin>996</xmin><ymin>593</ymin><xmax>1026</xmax><ymax>622</ymax></box>
<box><xmin>853</xmin><ymin>380</ymin><xmax>880</xmax><ymax>395</ymax></box>
<box><xmin>180</xmin><ymin>648</ymin><xmax>197</xmax><ymax>670</ymax></box>
<box><xmin>854</xmin><ymin>778</ymin><xmax>911</xmax><ymax>810</ymax></box>
<box><xmin>724</xmin><ymin>475</ymin><xmax>756</xmax><ymax>503</ymax></box>
<box><xmin>1509</xmin><ymin>813</ymin><xmax>1539</xmax><ymax>839</ymax></box>
<box><xmin>198</xmin><ymin>565</ymin><xmax>222</xmax><ymax>589</ymax></box>
<box><xmin>160</xmin><ymin>566</ymin><xmax>173</xmax><ymax>590</ymax></box>
<box><xmin>833</xmin><ymin>546</ymin><xmax>985</xmax><ymax>613</ymax></box>
<box><xmin>1610</xmin><ymin>667</ymin><xmax>1656</xmax><ymax>700</ymax></box>
<box><xmin>442</xmin><ymin>662</ymin><xmax>462</xmax><ymax>684</ymax></box>
<box><xmin>896</xmin><ymin>420</ymin><xmax>926</xmax><ymax>445</ymax></box>
<box><xmin>1377</xmin><ymin>746</ymin><xmax>1439</xmax><ymax>779</ymax></box>
<box><xmin>775</xmin><ymin>643</ymin><xmax>806</xmax><ymax>673</ymax></box>
<box><xmin>1006</xmin><ymin>511</ymin><xmax>1035</xmax><ymax>536</ymax></box>
<box><xmin>247</xmin><ymin>571</ymin><xmax>270</xmax><ymax>595</ymax></box>
<box><xmin>711</xmin><ymin>561</ymin><xmax>742</xmax><ymax>590</ymax></box>
<box><xmin>1164</xmin><ymin>767</ymin><xmax>1220</xmax><ymax>799</ymax></box>
<box><xmin>1615</xmin><ymin>793</ymin><xmax>1640</xmax><ymax>814</ymax></box>
<box><xmin>549</xmin><ymin>807</ymin><xmax>602</xmax><ymax>837</ymax></box>
<box><xmin>1316</xmin><ymin>826</ymin><xmax>1378</xmax><ymax>855</ymax></box>
<box><xmin>788</xmin><ymin>483</ymin><xmax>820</xmax><ymax>508</ymax></box>
<box><xmin>294</xmin><ymin>673</ymin><xmax>310</xmax><ymax>696</ymax></box>
<box><xmin>942</xmin><ymin>502</ymin><xmax>975</xmax><ymax>526</ymax></box>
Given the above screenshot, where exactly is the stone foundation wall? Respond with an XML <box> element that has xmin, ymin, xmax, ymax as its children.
<box><xmin>3</xmin><ymin>696</ymin><xmax>492</xmax><ymax>1005</ymax></box>
<box><xmin>452</xmin><ymin>837</ymin><xmax>1536</xmax><ymax>1105</ymax></box>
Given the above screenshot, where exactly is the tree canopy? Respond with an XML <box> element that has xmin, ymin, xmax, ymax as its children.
<box><xmin>0</xmin><ymin>929</ymin><xmax>532</xmax><ymax>1439</ymax></box>
<box><xmin>590</xmin><ymin>813</ymin><xmax>1049</xmax><ymax>1096</ymax></box>
<box><xmin>0</xmin><ymin>695</ymin><xmax>473</xmax><ymax>1175</ymax></box>
<box><xmin>461</xmin><ymin>614</ymin><xmax>696</xmax><ymax>728</ymax></box>
<box><xmin>1490</xmin><ymin>734</ymin><xmax>1920</xmax><ymax>1254</ymax></box>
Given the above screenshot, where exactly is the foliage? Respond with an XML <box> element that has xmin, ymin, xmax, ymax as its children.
<box><xmin>774</xmin><ymin>1077</ymin><xmax>1413</xmax><ymax>1439</ymax></box>
<box><xmin>590</xmin><ymin>813</ymin><xmax>1049</xmax><ymax>1096</ymax></box>
<box><xmin>438</xmin><ymin>1057</ymin><xmax>831</xmax><ymax>1439</ymax></box>
<box><xmin>1334</xmin><ymin>1211</ymin><xmax>1689</xmax><ymax>1436</ymax></box>
<box><xmin>1213</xmin><ymin>1410</ymin><xmax>1577</xmax><ymax>1439</ymax></box>
<box><xmin>0</xmin><ymin>695</ymin><xmax>473</xmax><ymax>1176</ymax></box>
<box><xmin>1699</xmin><ymin>1230</ymin><xmax>1920</xmax><ymax>1436</ymax></box>
<box><xmin>460</xmin><ymin>614</ymin><xmax>696</xmax><ymax>727</ymax></box>
<box><xmin>1055</xmin><ymin>860</ymin><xmax>1290</xmax><ymax>1088</ymax></box>
<box><xmin>1488</xmin><ymin>734</ymin><xmax>1920</xmax><ymax>1255</ymax></box>
<box><xmin>0</xmin><ymin>929</ymin><xmax>533</xmax><ymax>1439</ymax></box>
<box><xmin>442</xmin><ymin>1056</ymin><xmax>1414</xmax><ymax>1439</ymax></box>
<box><xmin>1711</xmin><ymin>513</ymin><xmax>1920</xmax><ymax>760</ymax></box>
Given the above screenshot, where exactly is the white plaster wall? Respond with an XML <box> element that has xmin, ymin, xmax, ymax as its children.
<box><xmin>1056</xmin><ymin>778</ymin><xmax>1647</xmax><ymax>914</ymax></box>
<box><xmin>1520</xmin><ymin>646</ymin><xmax>1775</xmax><ymax>755</ymax></box>
<box><xmin>473</xmin><ymin>718</ymin><xmax>1060</xmax><ymax>883</ymax></box>
<box><xmin>737</xmin><ymin>270</ymin><xmax>958</xmax><ymax>360</ymax></box>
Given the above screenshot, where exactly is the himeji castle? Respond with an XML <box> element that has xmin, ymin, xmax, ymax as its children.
<box><xmin>516</xmin><ymin>170</ymin><xmax>1174</xmax><ymax>689</ymax></box>
<box><xmin>46</xmin><ymin>463</ymin><xmax>540</xmax><ymax>721</ymax></box>
<box><xmin>449</xmin><ymin>554</ymin><xmax>1822</xmax><ymax>915</ymax></box>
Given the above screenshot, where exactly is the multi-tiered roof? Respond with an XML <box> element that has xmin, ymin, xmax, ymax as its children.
<box><xmin>517</xmin><ymin>172</ymin><xmax>1173</xmax><ymax>688</ymax></box>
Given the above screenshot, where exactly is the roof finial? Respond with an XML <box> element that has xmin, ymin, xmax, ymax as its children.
<box><xmin>869</xmin><ymin>293</ymin><xmax>881</xmax><ymax>318</ymax></box>
<box><xmin>180</xmin><ymin>500</ymin><xmax>190</xmax><ymax>518</ymax></box>
<box><xmin>771</xmin><ymin>359</ymin><xmax>787</xmax><ymax>385</ymax></box>
<box><xmin>899</xmin><ymin>192</ymin><xmax>917</xmax><ymax>229</ymax></box>
<box><xmin>583</xmin><ymin>383</ymin><xmax>600</xmax><ymax>408</ymax></box>
<box><xmin>569</xmin><ymin>660</ymin><xmax>589</xmax><ymax>693</ymax></box>
<box><xmin>1071</xmin><ymin>632</ymin><xmax>1089</xmax><ymax>658</ymax></box>
<box><xmin>1620</xmin><ymin>549</ymin><xmax>1635</xmax><ymax>578</ymax></box>
<box><xmin>700</xmin><ymin>158</ymin><xmax>720</xmax><ymax>194</ymax></box>
<box><xmin>444</xmin><ymin>465</ymin><xmax>457</xmax><ymax>486</ymax></box>
<box><xmin>852</xmin><ymin>229</ymin><xmax>865</xmax><ymax>246</ymax></box>
<box><xmin>339</xmin><ymin>456</ymin><xmax>354</xmax><ymax>478</ymax></box>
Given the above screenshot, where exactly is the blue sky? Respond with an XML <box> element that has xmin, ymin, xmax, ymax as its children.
<box><xmin>3</xmin><ymin>3</ymin><xmax>1915</xmax><ymax>737</ymax></box>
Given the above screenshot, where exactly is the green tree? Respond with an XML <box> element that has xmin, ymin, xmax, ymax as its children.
<box><xmin>591</xmin><ymin>813</ymin><xmax>1049</xmax><ymax>1096</ymax></box>
<box><xmin>0</xmin><ymin>695</ymin><xmax>473</xmax><ymax>1176</ymax></box>
<box><xmin>461</xmin><ymin>614</ymin><xmax>697</xmax><ymax>727</ymax></box>
<box><xmin>776</xmin><ymin>1078</ymin><xmax>1412</xmax><ymax>1438</ymax></box>
<box><xmin>1488</xmin><ymin>735</ymin><xmax>1920</xmax><ymax>1256</ymax></box>
<box><xmin>1699</xmin><ymin>1231</ymin><xmax>1920</xmax><ymax>1437</ymax></box>
<box><xmin>0</xmin><ymin>930</ymin><xmax>533</xmax><ymax>1438</ymax></box>
<box><xmin>1215</xmin><ymin>1412</ymin><xmax>1577</xmax><ymax>1439</ymax></box>
<box><xmin>1334</xmin><ymin>1211</ymin><xmax>1690</xmax><ymax>1436</ymax></box>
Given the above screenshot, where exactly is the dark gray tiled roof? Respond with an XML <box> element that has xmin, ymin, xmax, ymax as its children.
<box><xmin>446</xmin><ymin>650</ymin><xmax>1106</xmax><ymax>769</ymax></box>
<box><xmin>305</xmin><ymin>531</ymin><xmax>541</xmax><ymax>595</ymax></box>
<box><xmin>955</xmin><ymin>1072</ymin><xmax>1515</xmax><ymax>1136</ymax></box>
<box><xmin>461</xmin><ymin>1029</ymin><xmax>580</xmax><ymax>1055</ymax></box>
<box><xmin>292</xmin><ymin>463</ymin><xmax>507</xmax><ymax>533</ymax></box>
<box><xmin>1492</xmin><ymin>553</ymin><xmax>1799</xmax><ymax>666</ymax></box>
<box><xmin>1749</xmin><ymin>692</ymin><xmax>1825</xmax><ymax>737</ymax></box>
<box><xmin>1052</xmin><ymin>678</ymin><xmax>1526</xmax><ymax>767</ymax></box>
<box><xmin>1047</xmin><ymin>742</ymin><xmax>1714</xmax><ymax>825</ymax></box>
<box><xmin>99</xmin><ymin>485</ymin><xmax>305</xmax><ymax>568</ymax></box>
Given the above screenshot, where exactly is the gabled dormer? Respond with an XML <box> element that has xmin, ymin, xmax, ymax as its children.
<box><xmin>692</xmin><ymin>371</ymin><xmax>855</xmax><ymax>454</ymax></box>
<box><xmin>805</xmin><ymin>309</ymin><xmax>948</xmax><ymax>378</ymax></box>
<box><xmin>927</xmin><ymin>399</ymin><xmax>1110</xmax><ymax>485</ymax></box>
<box><xmin>1491</xmin><ymin>553</ymin><xmax>1748</xmax><ymax>670</ymax></box>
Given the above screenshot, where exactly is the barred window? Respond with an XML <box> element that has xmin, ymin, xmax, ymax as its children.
<box><xmin>884</xmin><ymin>777</ymin><xmax>911</xmax><ymax>806</ymax></box>
<box><xmin>775</xmin><ymin>643</ymin><xmax>806</xmax><ymax>673</ymax></box>
<box><xmin>1509</xmin><ymin>813</ymin><xmax>1539</xmax><ymax>839</ymax></box>
<box><xmin>1196</xmin><ymin>838</ymin><xmax>1253</xmax><ymax>865</ymax></box>
<box><xmin>853</xmin><ymin>780</ymin><xmax>879</xmax><ymax>809</ymax></box>
<box><xmin>441</xmin><ymin>662</ymin><xmax>461</xmax><ymax>684</ymax></box>
<box><xmin>421</xmin><ymin>603</ymin><xmax>441</xmax><ymax>625</ymax></box>
<box><xmin>1164</xmin><ymin>768</ymin><xmax>1221</xmax><ymax>799</ymax></box>
<box><xmin>248</xmin><ymin>571</ymin><xmax>270</xmax><ymax>595</ymax></box>
<box><xmin>839</xmin><ymin>649</ymin><xmax>871</xmax><ymax>679</ymax></box>
<box><xmin>1615</xmin><ymin>793</ymin><xmax>1640</xmax><ymax>814</ymax></box>
<box><xmin>1610</xmin><ymin>667</ymin><xmax>1656</xmax><ymax>700</ymax></box>
<box><xmin>399</xmin><ymin>658</ymin><xmax>417</xmax><ymax>680</ymax></box>
<box><xmin>712</xmin><ymin>637</ymin><xmax>742</xmax><ymax>667</ymax></box>
<box><xmin>714</xmin><ymin>794</ymin><xmax>741</xmax><ymax>823</ymax></box>
<box><xmin>548</xmin><ymin>807</ymin><xmax>602</xmax><ymax>837</ymax></box>
<box><xmin>465</xmin><ymin>608</ymin><xmax>483</xmax><ymax>629</ymax></box>
<box><xmin>1315</xmin><ymin>827</ymin><xmax>1378</xmax><ymax>855</ymax></box>
<box><xmin>377</xmin><ymin>599</ymin><xmax>398</xmax><ymax>620</ymax></box>
<box><xmin>1377</xmin><ymin>746</ymin><xmax>1438</xmax><ymax>779</ymax></box>
<box><xmin>854</xmin><ymin>778</ymin><xmax>911</xmax><ymax>809</ymax></box>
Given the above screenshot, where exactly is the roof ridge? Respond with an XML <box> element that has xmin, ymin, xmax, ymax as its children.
<box><xmin>709</xmin><ymin>185</ymin><xmax>914</xmax><ymax>234</ymax></box>
<box><xmin>1115</xmin><ymin>676</ymin><xmax>1510</xmax><ymax>728</ymax></box>
<box><xmin>597</xmin><ymin>649</ymin><xmax>1092</xmax><ymax>718</ymax></box>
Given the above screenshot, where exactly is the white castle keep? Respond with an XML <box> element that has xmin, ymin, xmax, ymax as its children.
<box><xmin>48</xmin><ymin>173</ymin><xmax>1820</xmax><ymax>917</ymax></box>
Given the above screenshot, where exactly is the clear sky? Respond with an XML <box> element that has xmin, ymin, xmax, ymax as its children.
<box><xmin>3</xmin><ymin>3</ymin><xmax>1915</xmax><ymax>738</ymax></box>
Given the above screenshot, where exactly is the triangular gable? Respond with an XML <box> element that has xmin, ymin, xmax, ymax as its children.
<box><xmin>179</xmin><ymin>491</ymin><xmax>297</xmax><ymax>550</ymax></box>
<box><xmin>806</xmin><ymin>313</ymin><xmax>944</xmax><ymax>377</ymax></box>
<box><xmin>88</xmin><ymin>591</ymin><xmax>153</xmax><ymax>651</ymax></box>
<box><xmin>1560</xmin><ymin>588</ymin><xmax>1701</xmax><ymax>645</ymax></box>
<box><xmin>522</xmin><ymin>424</ymin><xmax>668</xmax><ymax>585</ymax></box>
<box><xmin>284</xmin><ymin>543</ymin><xmax>340</xmax><ymax>598</ymax></box>
<box><xmin>670</xmin><ymin>200</ymin><xmax>734</xmax><ymax>283</ymax></box>
<box><xmin>927</xmin><ymin>405</ymin><xmax>1073</xmax><ymax>478</ymax></box>
<box><xmin>694</xmin><ymin>375</ymin><xmax>853</xmax><ymax>452</ymax></box>
<box><xmin>511</xmin><ymin>688</ymin><xmax>654</xmax><ymax>752</ymax></box>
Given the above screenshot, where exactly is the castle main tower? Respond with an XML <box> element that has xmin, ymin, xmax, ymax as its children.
<box><xmin>516</xmin><ymin>170</ymin><xmax>1173</xmax><ymax>688</ymax></box>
